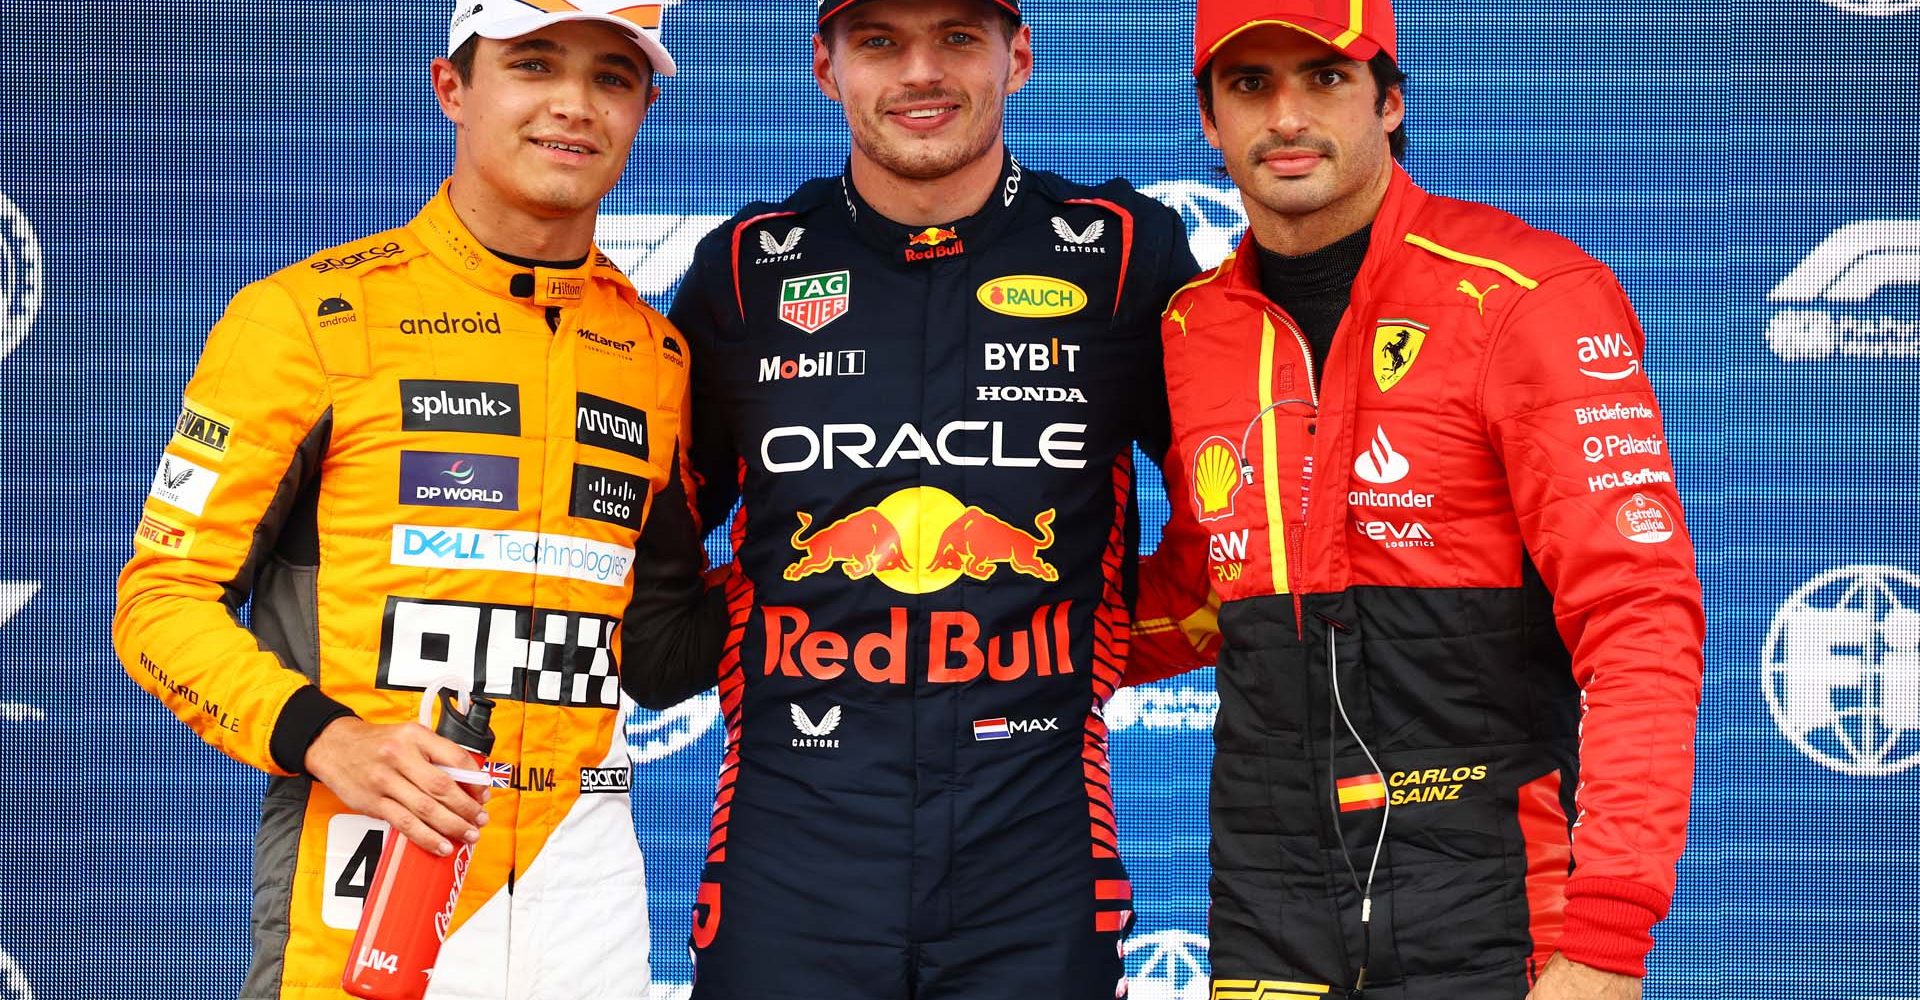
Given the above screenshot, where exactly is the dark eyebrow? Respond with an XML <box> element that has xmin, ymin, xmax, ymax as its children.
<box><xmin>499</xmin><ymin>37</ymin><xmax>645</xmax><ymax>77</ymax></box>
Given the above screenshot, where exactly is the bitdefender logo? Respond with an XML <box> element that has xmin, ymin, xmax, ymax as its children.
<box><xmin>1767</xmin><ymin>221</ymin><xmax>1920</xmax><ymax>360</ymax></box>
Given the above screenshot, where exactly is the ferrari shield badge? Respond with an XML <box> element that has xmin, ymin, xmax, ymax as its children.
<box><xmin>1372</xmin><ymin>318</ymin><xmax>1430</xmax><ymax>393</ymax></box>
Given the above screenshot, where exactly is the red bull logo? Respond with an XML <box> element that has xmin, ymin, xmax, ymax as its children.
<box><xmin>785</xmin><ymin>508</ymin><xmax>910</xmax><ymax>581</ymax></box>
<box><xmin>783</xmin><ymin>487</ymin><xmax>1057</xmax><ymax>593</ymax></box>
<box><xmin>763</xmin><ymin>602</ymin><xmax>1076</xmax><ymax>683</ymax></box>
<box><xmin>905</xmin><ymin>227</ymin><xmax>965</xmax><ymax>263</ymax></box>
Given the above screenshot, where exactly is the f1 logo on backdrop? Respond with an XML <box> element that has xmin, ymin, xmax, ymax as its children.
<box><xmin>1122</xmin><ymin>928</ymin><xmax>1209</xmax><ymax>1000</ymax></box>
<box><xmin>1766</xmin><ymin>221</ymin><xmax>1920</xmax><ymax>360</ymax></box>
<box><xmin>1761</xmin><ymin>565</ymin><xmax>1920</xmax><ymax>776</ymax></box>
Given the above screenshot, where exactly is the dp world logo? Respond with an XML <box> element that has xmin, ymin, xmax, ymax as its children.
<box><xmin>1762</xmin><ymin>565</ymin><xmax>1920</xmax><ymax>776</ymax></box>
<box><xmin>1124</xmin><ymin>929</ymin><xmax>1208</xmax><ymax>1000</ymax></box>
<box><xmin>1</xmin><ymin>191</ymin><xmax>43</xmax><ymax>368</ymax></box>
<box><xmin>1766</xmin><ymin>221</ymin><xmax>1920</xmax><ymax>360</ymax></box>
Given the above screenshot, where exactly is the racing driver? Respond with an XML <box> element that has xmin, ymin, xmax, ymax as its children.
<box><xmin>113</xmin><ymin>3</ymin><xmax>695</xmax><ymax>996</ymax></box>
<box><xmin>1127</xmin><ymin>1</ymin><xmax>1706</xmax><ymax>998</ymax></box>
<box><xmin>635</xmin><ymin>0</ymin><xmax>1197</xmax><ymax>996</ymax></box>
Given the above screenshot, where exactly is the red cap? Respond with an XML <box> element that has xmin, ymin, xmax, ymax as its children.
<box><xmin>1194</xmin><ymin>0</ymin><xmax>1397</xmax><ymax>76</ymax></box>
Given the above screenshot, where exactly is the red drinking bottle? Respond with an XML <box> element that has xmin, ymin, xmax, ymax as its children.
<box><xmin>341</xmin><ymin>688</ymin><xmax>496</xmax><ymax>1000</ymax></box>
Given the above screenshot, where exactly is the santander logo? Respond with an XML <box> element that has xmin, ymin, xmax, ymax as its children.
<box><xmin>1352</xmin><ymin>426</ymin><xmax>1411</xmax><ymax>485</ymax></box>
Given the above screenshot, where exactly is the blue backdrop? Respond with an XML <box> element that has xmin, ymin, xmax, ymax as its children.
<box><xmin>1</xmin><ymin>0</ymin><xmax>1917</xmax><ymax>997</ymax></box>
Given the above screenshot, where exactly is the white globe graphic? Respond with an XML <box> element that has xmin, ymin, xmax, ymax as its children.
<box><xmin>1124</xmin><ymin>929</ymin><xmax>1209</xmax><ymax>1000</ymax></box>
<box><xmin>1762</xmin><ymin>565</ymin><xmax>1920</xmax><ymax>776</ymax></box>
<box><xmin>1821</xmin><ymin>0</ymin><xmax>1920</xmax><ymax>14</ymax></box>
<box><xmin>1140</xmin><ymin>182</ymin><xmax>1248</xmax><ymax>271</ymax></box>
<box><xmin>1</xmin><ymin>191</ymin><xmax>43</xmax><ymax>367</ymax></box>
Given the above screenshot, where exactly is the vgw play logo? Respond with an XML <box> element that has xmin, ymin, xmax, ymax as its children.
<box><xmin>1766</xmin><ymin>221</ymin><xmax>1920</xmax><ymax>360</ymax></box>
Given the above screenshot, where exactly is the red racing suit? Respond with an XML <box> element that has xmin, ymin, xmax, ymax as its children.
<box><xmin>1129</xmin><ymin>165</ymin><xmax>1704</xmax><ymax>998</ymax></box>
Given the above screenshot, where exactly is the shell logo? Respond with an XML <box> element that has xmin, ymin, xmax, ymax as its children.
<box><xmin>976</xmin><ymin>275</ymin><xmax>1087</xmax><ymax>318</ymax></box>
<box><xmin>1192</xmin><ymin>435</ymin><xmax>1245</xmax><ymax>522</ymax></box>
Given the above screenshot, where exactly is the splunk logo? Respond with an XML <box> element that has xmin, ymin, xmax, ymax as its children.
<box><xmin>1766</xmin><ymin>221</ymin><xmax>1920</xmax><ymax>360</ymax></box>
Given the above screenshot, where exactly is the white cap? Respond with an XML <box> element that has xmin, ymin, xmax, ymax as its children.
<box><xmin>449</xmin><ymin>1</ymin><xmax>678</xmax><ymax>77</ymax></box>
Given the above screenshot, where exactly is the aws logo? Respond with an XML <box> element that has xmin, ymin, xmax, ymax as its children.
<box><xmin>976</xmin><ymin>275</ymin><xmax>1087</xmax><ymax>318</ymax></box>
<box><xmin>784</xmin><ymin>487</ymin><xmax>1057</xmax><ymax>594</ymax></box>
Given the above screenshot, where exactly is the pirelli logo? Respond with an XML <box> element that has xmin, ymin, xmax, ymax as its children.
<box><xmin>1211</xmin><ymin>981</ymin><xmax>1330</xmax><ymax>1000</ymax></box>
<box><xmin>172</xmin><ymin>400</ymin><xmax>235</xmax><ymax>461</ymax></box>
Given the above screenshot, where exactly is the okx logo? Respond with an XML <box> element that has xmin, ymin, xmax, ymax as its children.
<box><xmin>1766</xmin><ymin>221</ymin><xmax>1920</xmax><ymax>360</ymax></box>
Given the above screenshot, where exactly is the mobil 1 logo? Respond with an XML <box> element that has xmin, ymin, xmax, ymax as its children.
<box><xmin>571</xmin><ymin>464</ymin><xmax>648</xmax><ymax>530</ymax></box>
<box><xmin>576</xmin><ymin>392</ymin><xmax>649</xmax><ymax>461</ymax></box>
<box><xmin>400</xmin><ymin>379</ymin><xmax>520</xmax><ymax>436</ymax></box>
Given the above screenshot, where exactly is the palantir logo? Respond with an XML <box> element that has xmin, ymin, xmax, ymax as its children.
<box><xmin>1762</xmin><ymin>565</ymin><xmax>1920</xmax><ymax>776</ymax></box>
<box><xmin>1124</xmin><ymin>928</ymin><xmax>1209</xmax><ymax>1000</ymax></box>
<box><xmin>1766</xmin><ymin>221</ymin><xmax>1920</xmax><ymax>360</ymax></box>
<box><xmin>1</xmin><ymin>190</ymin><xmax>43</xmax><ymax>369</ymax></box>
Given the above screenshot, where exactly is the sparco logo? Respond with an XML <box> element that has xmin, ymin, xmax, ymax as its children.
<box><xmin>310</xmin><ymin>241</ymin><xmax>403</xmax><ymax>273</ymax></box>
<box><xmin>580</xmin><ymin>766</ymin><xmax>632</xmax><ymax>794</ymax></box>
<box><xmin>1767</xmin><ymin>221</ymin><xmax>1920</xmax><ymax>360</ymax></box>
<box><xmin>575</xmin><ymin>393</ymin><xmax>650</xmax><ymax>461</ymax></box>
<box><xmin>400</xmin><ymin>380</ymin><xmax>520</xmax><ymax>436</ymax></box>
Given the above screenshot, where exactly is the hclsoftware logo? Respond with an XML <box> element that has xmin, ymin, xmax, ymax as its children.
<box><xmin>1766</xmin><ymin>222</ymin><xmax>1920</xmax><ymax>360</ymax></box>
<box><xmin>0</xmin><ymin>191</ymin><xmax>40</xmax><ymax>368</ymax></box>
<box><xmin>1762</xmin><ymin>565</ymin><xmax>1920</xmax><ymax>776</ymax></box>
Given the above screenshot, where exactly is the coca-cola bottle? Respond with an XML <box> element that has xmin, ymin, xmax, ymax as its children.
<box><xmin>342</xmin><ymin>690</ymin><xmax>496</xmax><ymax>1000</ymax></box>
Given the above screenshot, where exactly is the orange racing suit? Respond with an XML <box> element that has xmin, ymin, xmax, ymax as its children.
<box><xmin>113</xmin><ymin>184</ymin><xmax>691</xmax><ymax>999</ymax></box>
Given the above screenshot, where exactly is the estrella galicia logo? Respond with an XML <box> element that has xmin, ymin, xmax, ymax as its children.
<box><xmin>571</xmin><ymin>465</ymin><xmax>648</xmax><ymax>530</ymax></box>
<box><xmin>400</xmin><ymin>380</ymin><xmax>520</xmax><ymax>436</ymax></box>
<box><xmin>399</xmin><ymin>451</ymin><xmax>519</xmax><ymax>510</ymax></box>
<box><xmin>576</xmin><ymin>393</ymin><xmax>649</xmax><ymax>461</ymax></box>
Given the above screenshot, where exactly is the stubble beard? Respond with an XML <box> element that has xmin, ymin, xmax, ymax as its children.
<box><xmin>852</xmin><ymin>96</ymin><xmax>1004</xmax><ymax>182</ymax></box>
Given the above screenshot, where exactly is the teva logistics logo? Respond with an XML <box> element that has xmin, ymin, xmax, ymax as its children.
<box><xmin>1766</xmin><ymin>221</ymin><xmax>1920</xmax><ymax>360</ymax></box>
<box><xmin>1762</xmin><ymin>565</ymin><xmax>1920</xmax><ymax>776</ymax></box>
<box><xmin>1</xmin><ymin>191</ymin><xmax>42</xmax><ymax>368</ymax></box>
<box><xmin>622</xmin><ymin>691</ymin><xmax>722</xmax><ymax>766</ymax></box>
<box><xmin>1123</xmin><ymin>928</ymin><xmax>1209</xmax><ymax>1000</ymax></box>
<box><xmin>1820</xmin><ymin>0</ymin><xmax>1920</xmax><ymax>13</ymax></box>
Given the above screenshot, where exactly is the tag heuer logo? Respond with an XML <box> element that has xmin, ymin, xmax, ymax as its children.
<box><xmin>779</xmin><ymin>270</ymin><xmax>850</xmax><ymax>334</ymax></box>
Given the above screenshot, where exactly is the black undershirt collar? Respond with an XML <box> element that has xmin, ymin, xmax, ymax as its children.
<box><xmin>1254</xmin><ymin>225</ymin><xmax>1372</xmax><ymax>383</ymax></box>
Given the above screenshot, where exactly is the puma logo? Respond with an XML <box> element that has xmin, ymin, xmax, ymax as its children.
<box><xmin>1457</xmin><ymin>279</ymin><xmax>1500</xmax><ymax>315</ymax></box>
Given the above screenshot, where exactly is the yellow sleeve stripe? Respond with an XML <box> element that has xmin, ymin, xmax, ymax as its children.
<box><xmin>1403</xmin><ymin>233</ymin><xmax>1540</xmax><ymax>289</ymax></box>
